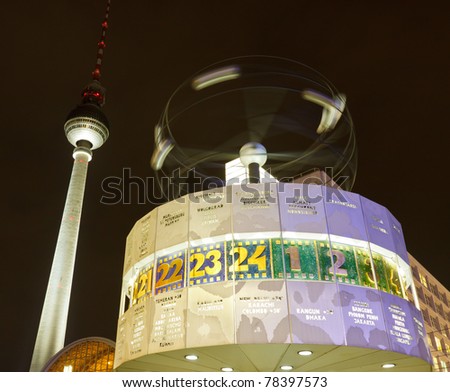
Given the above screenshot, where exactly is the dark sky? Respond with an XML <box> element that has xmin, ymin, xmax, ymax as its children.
<box><xmin>2</xmin><ymin>0</ymin><xmax>449</xmax><ymax>372</ymax></box>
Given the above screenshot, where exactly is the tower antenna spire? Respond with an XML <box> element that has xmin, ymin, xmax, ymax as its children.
<box><xmin>91</xmin><ymin>0</ymin><xmax>111</xmax><ymax>82</ymax></box>
<box><xmin>81</xmin><ymin>0</ymin><xmax>112</xmax><ymax>107</ymax></box>
<box><xmin>30</xmin><ymin>0</ymin><xmax>112</xmax><ymax>372</ymax></box>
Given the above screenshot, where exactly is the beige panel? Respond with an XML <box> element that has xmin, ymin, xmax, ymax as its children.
<box><xmin>148</xmin><ymin>288</ymin><xmax>187</xmax><ymax>354</ymax></box>
<box><xmin>189</xmin><ymin>188</ymin><xmax>232</xmax><ymax>240</ymax></box>
<box><xmin>155</xmin><ymin>196</ymin><xmax>189</xmax><ymax>251</ymax></box>
<box><xmin>132</xmin><ymin>209</ymin><xmax>157</xmax><ymax>265</ymax></box>
<box><xmin>113</xmin><ymin>311</ymin><xmax>129</xmax><ymax>368</ymax></box>
<box><xmin>123</xmin><ymin>229</ymin><xmax>135</xmax><ymax>276</ymax></box>
<box><xmin>186</xmin><ymin>283</ymin><xmax>235</xmax><ymax>348</ymax></box>
<box><xmin>127</xmin><ymin>300</ymin><xmax>151</xmax><ymax>360</ymax></box>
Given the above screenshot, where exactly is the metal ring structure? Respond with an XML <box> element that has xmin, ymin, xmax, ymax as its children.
<box><xmin>151</xmin><ymin>56</ymin><xmax>357</xmax><ymax>201</ymax></box>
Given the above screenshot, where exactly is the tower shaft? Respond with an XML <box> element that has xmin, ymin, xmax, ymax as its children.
<box><xmin>30</xmin><ymin>148</ymin><xmax>92</xmax><ymax>371</ymax></box>
<box><xmin>30</xmin><ymin>0</ymin><xmax>111</xmax><ymax>371</ymax></box>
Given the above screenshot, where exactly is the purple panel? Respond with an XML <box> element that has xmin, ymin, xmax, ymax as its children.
<box><xmin>278</xmin><ymin>184</ymin><xmax>328</xmax><ymax>234</ymax></box>
<box><xmin>386</xmin><ymin>210</ymin><xmax>409</xmax><ymax>264</ymax></box>
<box><xmin>287</xmin><ymin>281</ymin><xmax>345</xmax><ymax>345</ymax></box>
<box><xmin>361</xmin><ymin>197</ymin><xmax>396</xmax><ymax>254</ymax></box>
<box><xmin>231</xmin><ymin>183</ymin><xmax>280</xmax><ymax>234</ymax></box>
<box><xmin>324</xmin><ymin>188</ymin><xmax>368</xmax><ymax>241</ymax></box>
<box><xmin>408</xmin><ymin>302</ymin><xmax>432</xmax><ymax>363</ymax></box>
<box><xmin>381</xmin><ymin>292</ymin><xmax>429</xmax><ymax>360</ymax></box>
<box><xmin>338</xmin><ymin>284</ymin><xmax>390</xmax><ymax>350</ymax></box>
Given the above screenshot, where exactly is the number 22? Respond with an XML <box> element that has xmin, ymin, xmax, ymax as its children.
<box><xmin>155</xmin><ymin>258</ymin><xmax>183</xmax><ymax>288</ymax></box>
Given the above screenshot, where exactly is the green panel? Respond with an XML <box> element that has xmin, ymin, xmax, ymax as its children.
<box><xmin>317</xmin><ymin>240</ymin><xmax>335</xmax><ymax>282</ymax></box>
<box><xmin>329</xmin><ymin>242</ymin><xmax>360</xmax><ymax>285</ymax></box>
<box><xmin>355</xmin><ymin>248</ymin><xmax>377</xmax><ymax>289</ymax></box>
<box><xmin>281</xmin><ymin>239</ymin><xmax>319</xmax><ymax>280</ymax></box>
<box><xmin>371</xmin><ymin>252</ymin><xmax>389</xmax><ymax>293</ymax></box>
<box><xmin>271</xmin><ymin>239</ymin><xmax>285</xmax><ymax>279</ymax></box>
<box><xmin>384</xmin><ymin>258</ymin><xmax>403</xmax><ymax>298</ymax></box>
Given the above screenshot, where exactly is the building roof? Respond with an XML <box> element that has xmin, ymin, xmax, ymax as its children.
<box><xmin>42</xmin><ymin>337</ymin><xmax>115</xmax><ymax>372</ymax></box>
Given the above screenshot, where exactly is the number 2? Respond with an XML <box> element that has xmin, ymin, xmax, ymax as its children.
<box><xmin>328</xmin><ymin>249</ymin><xmax>348</xmax><ymax>276</ymax></box>
<box><xmin>190</xmin><ymin>253</ymin><xmax>205</xmax><ymax>278</ymax></box>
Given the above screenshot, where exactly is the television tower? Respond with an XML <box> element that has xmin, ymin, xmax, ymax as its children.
<box><xmin>30</xmin><ymin>1</ymin><xmax>111</xmax><ymax>372</ymax></box>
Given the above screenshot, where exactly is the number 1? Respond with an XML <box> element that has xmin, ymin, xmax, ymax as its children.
<box><xmin>285</xmin><ymin>246</ymin><xmax>301</xmax><ymax>271</ymax></box>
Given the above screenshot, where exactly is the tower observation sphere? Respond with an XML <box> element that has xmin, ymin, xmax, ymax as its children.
<box><xmin>65</xmin><ymin>103</ymin><xmax>110</xmax><ymax>150</ymax></box>
<box><xmin>65</xmin><ymin>80</ymin><xmax>110</xmax><ymax>151</ymax></box>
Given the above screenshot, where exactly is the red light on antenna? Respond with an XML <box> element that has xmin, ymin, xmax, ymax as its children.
<box><xmin>102</xmin><ymin>21</ymin><xmax>108</xmax><ymax>29</ymax></box>
<box><xmin>98</xmin><ymin>41</ymin><xmax>106</xmax><ymax>49</ymax></box>
<box><xmin>92</xmin><ymin>69</ymin><xmax>101</xmax><ymax>80</ymax></box>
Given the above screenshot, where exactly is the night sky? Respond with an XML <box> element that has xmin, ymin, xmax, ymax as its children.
<box><xmin>2</xmin><ymin>1</ymin><xmax>449</xmax><ymax>372</ymax></box>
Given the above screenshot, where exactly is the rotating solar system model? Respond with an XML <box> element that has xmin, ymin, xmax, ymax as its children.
<box><xmin>150</xmin><ymin>56</ymin><xmax>355</xmax><ymax>198</ymax></box>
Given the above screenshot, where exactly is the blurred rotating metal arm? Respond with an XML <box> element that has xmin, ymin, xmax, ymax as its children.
<box><xmin>302</xmin><ymin>89</ymin><xmax>346</xmax><ymax>134</ymax></box>
<box><xmin>151</xmin><ymin>125</ymin><xmax>175</xmax><ymax>171</ymax></box>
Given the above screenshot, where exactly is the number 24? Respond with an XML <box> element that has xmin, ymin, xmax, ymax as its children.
<box><xmin>230</xmin><ymin>245</ymin><xmax>267</xmax><ymax>272</ymax></box>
